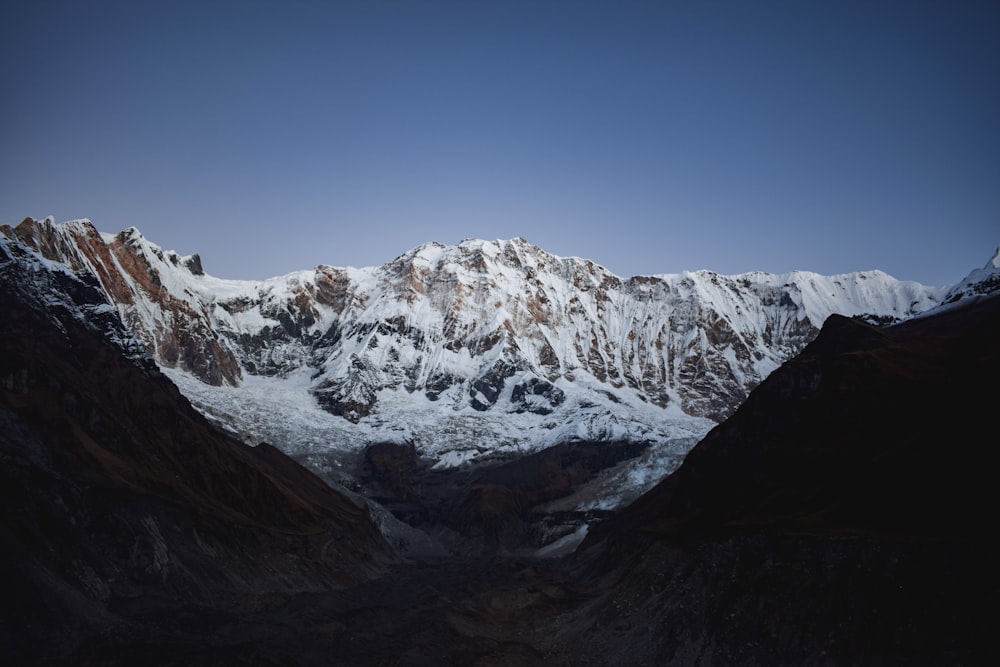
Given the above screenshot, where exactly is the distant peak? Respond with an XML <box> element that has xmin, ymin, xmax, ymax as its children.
<box><xmin>24</xmin><ymin>215</ymin><xmax>57</xmax><ymax>227</ymax></box>
<box><xmin>456</xmin><ymin>237</ymin><xmax>497</xmax><ymax>251</ymax></box>
<box><xmin>987</xmin><ymin>246</ymin><xmax>1000</xmax><ymax>270</ymax></box>
<box><xmin>116</xmin><ymin>227</ymin><xmax>144</xmax><ymax>243</ymax></box>
<box><xmin>162</xmin><ymin>250</ymin><xmax>205</xmax><ymax>276</ymax></box>
<box><xmin>61</xmin><ymin>218</ymin><xmax>97</xmax><ymax>234</ymax></box>
<box><xmin>14</xmin><ymin>216</ymin><xmax>52</xmax><ymax>232</ymax></box>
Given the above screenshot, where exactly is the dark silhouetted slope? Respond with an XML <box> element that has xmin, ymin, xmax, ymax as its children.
<box><xmin>548</xmin><ymin>295</ymin><xmax>999</xmax><ymax>665</ymax></box>
<box><xmin>0</xmin><ymin>237</ymin><xmax>396</xmax><ymax>664</ymax></box>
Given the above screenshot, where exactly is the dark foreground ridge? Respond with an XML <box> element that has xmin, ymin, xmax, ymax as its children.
<box><xmin>0</xmin><ymin>241</ymin><xmax>398</xmax><ymax>663</ymax></box>
<box><xmin>553</xmin><ymin>295</ymin><xmax>999</xmax><ymax>665</ymax></box>
<box><xmin>2</xmin><ymin>229</ymin><xmax>997</xmax><ymax>665</ymax></box>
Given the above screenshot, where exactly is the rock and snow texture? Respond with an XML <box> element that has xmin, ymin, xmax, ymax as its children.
<box><xmin>940</xmin><ymin>245</ymin><xmax>1000</xmax><ymax>306</ymax></box>
<box><xmin>0</xmin><ymin>228</ymin><xmax>156</xmax><ymax>374</ymax></box>
<box><xmin>1</xmin><ymin>217</ymin><xmax>954</xmax><ymax>477</ymax></box>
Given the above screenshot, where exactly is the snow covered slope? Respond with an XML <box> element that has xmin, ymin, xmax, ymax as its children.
<box><xmin>939</xmin><ymin>246</ymin><xmax>1000</xmax><ymax>307</ymax></box>
<box><xmin>1</xmin><ymin>217</ymin><xmax>950</xmax><ymax>482</ymax></box>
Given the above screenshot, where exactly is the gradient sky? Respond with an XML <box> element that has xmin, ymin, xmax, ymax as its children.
<box><xmin>2</xmin><ymin>1</ymin><xmax>997</xmax><ymax>285</ymax></box>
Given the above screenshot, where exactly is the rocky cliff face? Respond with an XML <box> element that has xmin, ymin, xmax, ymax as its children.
<box><xmin>2</xmin><ymin>217</ymin><xmax>242</xmax><ymax>386</ymax></box>
<box><xmin>2</xmin><ymin>218</ymin><xmax>943</xmax><ymax>432</ymax></box>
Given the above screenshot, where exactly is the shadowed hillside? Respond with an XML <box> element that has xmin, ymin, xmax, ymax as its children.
<box><xmin>0</xmin><ymin>245</ymin><xmax>397</xmax><ymax>664</ymax></box>
<box><xmin>545</xmin><ymin>296</ymin><xmax>999</xmax><ymax>665</ymax></box>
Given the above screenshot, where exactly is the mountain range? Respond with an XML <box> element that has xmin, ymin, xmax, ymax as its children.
<box><xmin>0</xmin><ymin>218</ymin><xmax>958</xmax><ymax>513</ymax></box>
<box><xmin>2</xmin><ymin>216</ymin><xmax>997</xmax><ymax>664</ymax></box>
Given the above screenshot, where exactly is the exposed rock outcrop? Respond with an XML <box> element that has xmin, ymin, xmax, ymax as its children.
<box><xmin>3</xmin><ymin>217</ymin><xmax>242</xmax><ymax>385</ymax></box>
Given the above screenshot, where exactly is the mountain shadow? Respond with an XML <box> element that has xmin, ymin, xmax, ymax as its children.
<box><xmin>543</xmin><ymin>295</ymin><xmax>1000</xmax><ymax>665</ymax></box>
<box><xmin>0</xmin><ymin>245</ymin><xmax>397</xmax><ymax>664</ymax></box>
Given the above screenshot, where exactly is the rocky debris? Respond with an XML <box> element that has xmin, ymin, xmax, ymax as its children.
<box><xmin>23</xmin><ymin>555</ymin><xmax>578</xmax><ymax>667</ymax></box>
<box><xmin>345</xmin><ymin>438</ymin><xmax>652</xmax><ymax>558</ymax></box>
<box><xmin>446</xmin><ymin>441</ymin><xmax>647</xmax><ymax>550</ymax></box>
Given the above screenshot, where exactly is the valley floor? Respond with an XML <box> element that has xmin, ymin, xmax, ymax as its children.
<box><xmin>64</xmin><ymin>555</ymin><xmax>583</xmax><ymax>667</ymax></box>
<box><xmin>54</xmin><ymin>531</ymin><xmax>994</xmax><ymax>667</ymax></box>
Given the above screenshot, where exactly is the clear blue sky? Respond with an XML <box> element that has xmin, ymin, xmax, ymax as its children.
<box><xmin>2</xmin><ymin>0</ymin><xmax>997</xmax><ymax>285</ymax></box>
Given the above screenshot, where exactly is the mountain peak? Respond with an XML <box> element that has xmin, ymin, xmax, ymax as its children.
<box><xmin>987</xmin><ymin>246</ymin><xmax>1000</xmax><ymax>270</ymax></box>
<box><xmin>940</xmin><ymin>245</ymin><xmax>1000</xmax><ymax>305</ymax></box>
<box><xmin>388</xmin><ymin>237</ymin><xmax>555</xmax><ymax>277</ymax></box>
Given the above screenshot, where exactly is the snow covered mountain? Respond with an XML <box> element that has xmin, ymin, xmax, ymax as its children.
<box><xmin>2</xmin><ymin>217</ymin><xmax>950</xmax><ymax>473</ymax></box>
<box><xmin>941</xmin><ymin>245</ymin><xmax>1000</xmax><ymax>306</ymax></box>
<box><xmin>6</xmin><ymin>218</ymin><xmax>994</xmax><ymax>661</ymax></box>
